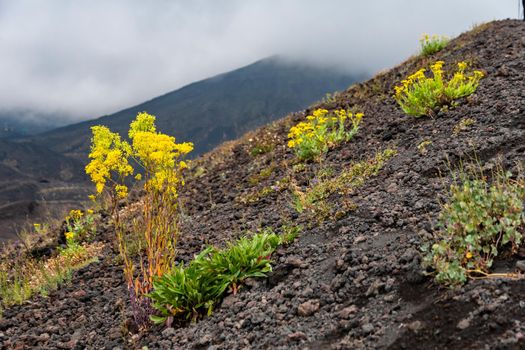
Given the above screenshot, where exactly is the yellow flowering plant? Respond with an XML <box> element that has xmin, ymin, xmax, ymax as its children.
<box><xmin>287</xmin><ymin>109</ymin><xmax>363</xmax><ymax>161</ymax></box>
<box><xmin>85</xmin><ymin>111</ymin><xmax>193</xmax><ymax>328</ymax></box>
<box><xmin>394</xmin><ymin>61</ymin><xmax>484</xmax><ymax>117</ymax></box>
<box><xmin>64</xmin><ymin>209</ymin><xmax>96</xmax><ymax>243</ymax></box>
<box><xmin>419</xmin><ymin>33</ymin><xmax>449</xmax><ymax>56</ymax></box>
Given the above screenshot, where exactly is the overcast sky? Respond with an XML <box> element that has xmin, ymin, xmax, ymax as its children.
<box><xmin>0</xmin><ymin>0</ymin><xmax>519</xmax><ymax>122</ymax></box>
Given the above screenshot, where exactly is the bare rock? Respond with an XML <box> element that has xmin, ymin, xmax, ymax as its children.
<box><xmin>338</xmin><ymin>305</ymin><xmax>358</xmax><ymax>319</ymax></box>
<box><xmin>457</xmin><ymin>318</ymin><xmax>471</xmax><ymax>330</ymax></box>
<box><xmin>288</xmin><ymin>331</ymin><xmax>307</xmax><ymax>341</ymax></box>
<box><xmin>516</xmin><ymin>260</ymin><xmax>525</xmax><ymax>272</ymax></box>
<box><xmin>407</xmin><ymin>320</ymin><xmax>423</xmax><ymax>332</ymax></box>
<box><xmin>297</xmin><ymin>300</ymin><xmax>320</xmax><ymax>317</ymax></box>
<box><xmin>221</xmin><ymin>294</ymin><xmax>237</xmax><ymax>309</ymax></box>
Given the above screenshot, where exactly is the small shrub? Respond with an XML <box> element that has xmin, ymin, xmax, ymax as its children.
<box><xmin>422</xmin><ymin>169</ymin><xmax>525</xmax><ymax>287</ymax></box>
<box><xmin>292</xmin><ymin>149</ymin><xmax>397</xmax><ymax>222</ymax></box>
<box><xmin>0</xmin><ymin>242</ymin><xmax>101</xmax><ymax>315</ymax></box>
<box><xmin>64</xmin><ymin>209</ymin><xmax>96</xmax><ymax>243</ymax></box>
<box><xmin>32</xmin><ymin>223</ymin><xmax>48</xmax><ymax>236</ymax></box>
<box><xmin>16</xmin><ymin>222</ymin><xmax>60</xmax><ymax>253</ymax></box>
<box><xmin>238</xmin><ymin>177</ymin><xmax>290</xmax><ymax>204</ymax></box>
<box><xmin>287</xmin><ymin>109</ymin><xmax>363</xmax><ymax>161</ymax></box>
<box><xmin>149</xmin><ymin>230</ymin><xmax>283</xmax><ymax>323</ymax></box>
<box><xmin>417</xmin><ymin>140</ymin><xmax>432</xmax><ymax>155</ymax></box>
<box><xmin>248</xmin><ymin>163</ymin><xmax>276</xmax><ymax>185</ymax></box>
<box><xmin>453</xmin><ymin>118</ymin><xmax>476</xmax><ymax>135</ymax></box>
<box><xmin>279</xmin><ymin>224</ymin><xmax>302</xmax><ymax>244</ymax></box>
<box><xmin>250</xmin><ymin>143</ymin><xmax>274</xmax><ymax>157</ymax></box>
<box><xmin>420</xmin><ymin>34</ymin><xmax>449</xmax><ymax>56</ymax></box>
<box><xmin>394</xmin><ymin>61</ymin><xmax>484</xmax><ymax>117</ymax></box>
<box><xmin>321</xmin><ymin>92</ymin><xmax>338</xmax><ymax>104</ymax></box>
<box><xmin>85</xmin><ymin>111</ymin><xmax>193</xmax><ymax>328</ymax></box>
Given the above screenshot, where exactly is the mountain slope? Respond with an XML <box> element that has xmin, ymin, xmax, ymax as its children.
<box><xmin>33</xmin><ymin>57</ymin><xmax>364</xmax><ymax>158</ymax></box>
<box><xmin>2</xmin><ymin>20</ymin><xmax>525</xmax><ymax>349</ymax></box>
<box><xmin>0</xmin><ymin>111</ymin><xmax>71</xmax><ymax>139</ymax></box>
<box><xmin>0</xmin><ymin>139</ymin><xmax>89</xmax><ymax>240</ymax></box>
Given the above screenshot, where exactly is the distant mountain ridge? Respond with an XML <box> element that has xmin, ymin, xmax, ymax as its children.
<box><xmin>0</xmin><ymin>110</ymin><xmax>72</xmax><ymax>139</ymax></box>
<box><xmin>32</xmin><ymin>57</ymin><xmax>365</xmax><ymax>159</ymax></box>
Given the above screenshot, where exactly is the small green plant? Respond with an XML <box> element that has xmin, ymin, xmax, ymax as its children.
<box><xmin>250</xmin><ymin>143</ymin><xmax>274</xmax><ymax>157</ymax></box>
<box><xmin>417</xmin><ymin>140</ymin><xmax>433</xmax><ymax>155</ymax></box>
<box><xmin>15</xmin><ymin>222</ymin><xmax>58</xmax><ymax>253</ymax></box>
<box><xmin>394</xmin><ymin>61</ymin><xmax>484</xmax><ymax>117</ymax></box>
<box><xmin>453</xmin><ymin>118</ymin><xmax>476</xmax><ymax>135</ymax></box>
<box><xmin>279</xmin><ymin>224</ymin><xmax>302</xmax><ymax>244</ymax></box>
<box><xmin>32</xmin><ymin>223</ymin><xmax>48</xmax><ymax>236</ymax></box>
<box><xmin>64</xmin><ymin>209</ymin><xmax>96</xmax><ymax>242</ymax></box>
<box><xmin>238</xmin><ymin>177</ymin><xmax>290</xmax><ymax>204</ymax></box>
<box><xmin>292</xmin><ymin>149</ymin><xmax>397</xmax><ymax>222</ymax></box>
<box><xmin>292</xmin><ymin>163</ymin><xmax>306</xmax><ymax>173</ymax></box>
<box><xmin>149</xmin><ymin>230</ymin><xmax>283</xmax><ymax>323</ymax></box>
<box><xmin>248</xmin><ymin>130</ymin><xmax>279</xmax><ymax>157</ymax></box>
<box><xmin>0</xmin><ymin>242</ymin><xmax>101</xmax><ymax>316</ymax></box>
<box><xmin>287</xmin><ymin>109</ymin><xmax>363</xmax><ymax>161</ymax></box>
<box><xmin>419</xmin><ymin>33</ymin><xmax>449</xmax><ymax>56</ymax></box>
<box><xmin>248</xmin><ymin>163</ymin><xmax>276</xmax><ymax>186</ymax></box>
<box><xmin>321</xmin><ymin>92</ymin><xmax>338</xmax><ymax>104</ymax></box>
<box><xmin>422</xmin><ymin>168</ymin><xmax>525</xmax><ymax>287</ymax></box>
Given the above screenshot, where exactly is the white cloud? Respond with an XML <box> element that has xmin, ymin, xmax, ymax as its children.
<box><xmin>0</xmin><ymin>0</ymin><xmax>518</xmax><ymax>120</ymax></box>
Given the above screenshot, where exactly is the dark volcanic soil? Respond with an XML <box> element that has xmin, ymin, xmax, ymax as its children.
<box><xmin>1</xmin><ymin>20</ymin><xmax>525</xmax><ymax>349</ymax></box>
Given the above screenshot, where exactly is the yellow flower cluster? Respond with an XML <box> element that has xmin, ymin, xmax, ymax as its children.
<box><xmin>420</xmin><ymin>33</ymin><xmax>449</xmax><ymax>44</ymax></box>
<box><xmin>64</xmin><ymin>208</ymin><xmax>98</xmax><ymax>243</ymax></box>
<box><xmin>445</xmin><ymin>62</ymin><xmax>484</xmax><ymax>99</ymax></box>
<box><xmin>85</xmin><ymin>112</ymin><xmax>193</xmax><ymax>200</ymax></box>
<box><xmin>394</xmin><ymin>61</ymin><xmax>444</xmax><ymax>97</ymax></box>
<box><xmin>85</xmin><ymin>126</ymin><xmax>133</xmax><ymax>194</ymax></box>
<box><xmin>115</xmin><ymin>184</ymin><xmax>128</xmax><ymax>199</ymax></box>
<box><xmin>67</xmin><ymin>209</ymin><xmax>84</xmax><ymax>221</ymax></box>
<box><xmin>129</xmin><ymin>112</ymin><xmax>193</xmax><ymax>197</ymax></box>
<box><xmin>65</xmin><ymin>231</ymin><xmax>75</xmax><ymax>241</ymax></box>
<box><xmin>287</xmin><ymin>108</ymin><xmax>363</xmax><ymax>161</ymax></box>
<box><xmin>394</xmin><ymin>61</ymin><xmax>484</xmax><ymax>117</ymax></box>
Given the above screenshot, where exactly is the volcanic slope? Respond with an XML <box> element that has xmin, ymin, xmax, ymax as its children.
<box><xmin>0</xmin><ymin>139</ymin><xmax>89</xmax><ymax>240</ymax></box>
<box><xmin>1</xmin><ymin>20</ymin><xmax>525</xmax><ymax>349</ymax></box>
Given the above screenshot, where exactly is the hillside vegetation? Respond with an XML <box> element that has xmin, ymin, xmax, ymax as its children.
<box><xmin>1</xmin><ymin>20</ymin><xmax>525</xmax><ymax>349</ymax></box>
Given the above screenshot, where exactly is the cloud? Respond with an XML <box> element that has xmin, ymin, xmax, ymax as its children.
<box><xmin>0</xmin><ymin>0</ymin><xmax>518</xmax><ymax>120</ymax></box>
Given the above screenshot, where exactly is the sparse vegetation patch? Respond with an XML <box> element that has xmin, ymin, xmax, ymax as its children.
<box><xmin>423</xmin><ymin>168</ymin><xmax>525</xmax><ymax>287</ymax></box>
<box><xmin>0</xmin><ymin>241</ymin><xmax>101</xmax><ymax>317</ymax></box>
<box><xmin>420</xmin><ymin>33</ymin><xmax>449</xmax><ymax>56</ymax></box>
<box><xmin>65</xmin><ymin>209</ymin><xmax>97</xmax><ymax>242</ymax></box>
<box><xmin>292</xmin><ymin>149</ymin><xmax>397</xmax><ymax>222</ymax></box>
<box><xmin>394</xmin><ymin>61</ymin><xmax>484</xmax><ymax>117</ymax></box>
<box><xmin>287</xmin><ymin>108</ymin><xmax>363</xmax><ymax>161</ymax></box>
<box><xmin>417</xmin><ymin>140</ymin><xmax>433</xmax><ymax>155</ymax></box>
<box><xmin>453</xmin><ymin>118</ymin><xmax>476</xmax><ymax>135</ymax></box>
